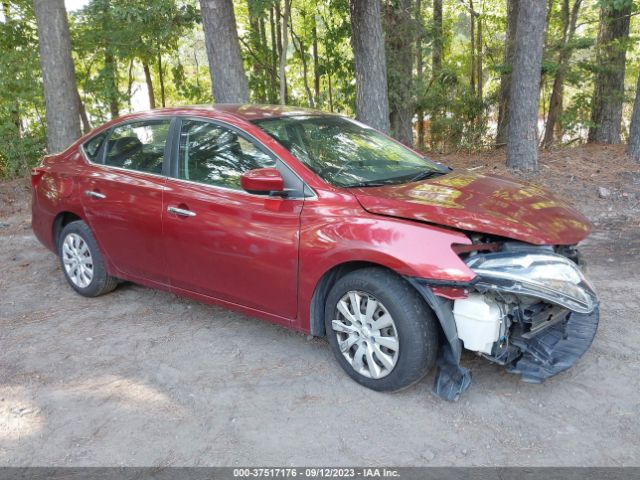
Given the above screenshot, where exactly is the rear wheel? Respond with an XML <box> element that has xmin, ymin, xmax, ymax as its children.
<box><xmin>324</xmin><ymin>267</ymin><xmax>439</xmax><ymax>391</ymax></box>
<box><xmin>58</xmin><ymin>221</ymin><xmax>118</xmax><ymax>297</ymax></box>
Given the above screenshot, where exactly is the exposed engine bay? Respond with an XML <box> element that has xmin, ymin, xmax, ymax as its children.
<box><xmin>411</xmin><ymin>236</ymin><xmax>600</xmax><ymax>400</ymax></box>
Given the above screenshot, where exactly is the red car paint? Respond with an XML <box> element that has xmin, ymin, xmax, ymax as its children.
<box><xmin>352</xmin><ymin>172</ymin><xmax>591</xmax><ymax>245</ymax></box>
<box><xmin>31</xmin><ymin>105</ymin><xmax>592</xmax><ymax>333</ymax></box>
<box><xmin>240</xmin><ymin>167</ymin><xmax>285</xmax><ymax>193</ymax></box>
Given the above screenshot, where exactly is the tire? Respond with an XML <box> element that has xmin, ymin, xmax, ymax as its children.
<box><xmin>324</xmin><ymin>267</ymin><xmax>439</xmax><ymax>392</ymax></box>
<box><xmin>57</xmin><ymin>220</ymin><xmax>118</xmax><ymax>297</ymax></box>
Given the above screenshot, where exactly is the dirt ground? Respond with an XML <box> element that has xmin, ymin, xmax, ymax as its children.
<box><xmin>1</xmin><ymin>145</ymin><xmax>639</xmax><ymax>467</ymax></box>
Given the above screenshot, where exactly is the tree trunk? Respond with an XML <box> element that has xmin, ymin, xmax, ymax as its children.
<box><xmin>416</xmin><ymin>0</ymin><xmax>425</xmax><ymax>150</ymax></box>
<box><xmin>429</xmin><ymin>0</ymin><xmax>443</xmax><ymax>146</ymax></box>
<box><xmin>506</xmin><ymin>0</ymin><xmax>547</xmax><ymax>171</ymax></box>
<box><xmin>470</xmin><ymin>1</ymin><xmax>475</xmax><ymax>94</ymax></box>
<box><xmin>3</xmin><ymin>2</ymin><xmax>21</xmax><ymax>133</ymax></box>
<box><xmin>158</xmin><ymin>51</ymin><xmax>166</xmax><ymax>108</ymax></box>
<box><xmin>77</xmin><ymin>90</ymin><xmax>91</xmax><ymax>134</ymax></box>
<box><xmin>143</xmin><ymin>61</ymin><xmax>156</xmax><ymax>109</ymax></box>
<box><xmin>99</xmin><ymin>0</ymin><xmax>119</xmax><ymax>120</ymax></box>
<box><xmin>33</xmin><ymin>0</ymin><xmax>81</xmax><ymax>153</ymax></box>
<box><xmin>476</xmin><ymin>9</ymin><xmax>482</xmax><ymax>100</ymax></box>
<box><xmin>588</xmin><ymin>3</ymin><xmax>631</xmax><ymax>144</ymax></box>
<box><xmin>432</xmin><ymin>0</ymin><xmax>442</xmax><ymax>71</ymax></box>
<box><xmin>248</xmin><ymin>10</ymin><xmax>264</xmax><ymax>102</ymax></box>
<box><xmin>126</xmin><ymin>58</ymin><xmax>134</xmax><ymax>109</ymax></box>
<box><xmin>384</xmin><ymin>0</ymin><xmax>414</xmax><ymax>144</ymax></box>
<box><xmin>279</xmin><ymin>0</ymin><xmax>290</xmax><ymax>105</ymax></box>
<box><xmin>291</xmin><ymin>26</ymin><xmax>314</xmax><ymax>108</ymax></box>
<box><xmin>627</xmin><ymin>72</ymin><xmax>640</xmax><ymax>161</ymax></box>
<box><xmin>312</xmin><ymin>17</ymin><xmax>320</xmax><ymax>107</ymax></box>
<box><xmin>11</xmin><ymin>102</ymin><xmax>21</xmax><ymax>134</ymax></box>
<box><xmin>200</xmin><ymin>0</ymin><xmax>249</xmax><ymax>103</ymax></box>
<box><xmin>542</xmin><ymin>0</ymin><xmax>581</xmax><ymax>149</ymax></box>
<box><xmin>276</xmin><ymin>2</ymin><xmax>282</xmax><ymax>64</ymax></box>
<box><xmin>537</xmin><ymin>0</ymin><xmax>556</xmax><ymax>104</ymax></box>
<box><xmin>260</xmin><ymin>16</ymin><xmax>270</xmax><ymax>101</ymax></box>
<box><xmin>105</xmin><ymin>49</ymin><xmax>119</xmax><ymax>119</ymax></box>
<box><xmin>269</xmin><ymin>6</ymin><xmax>278</xmax><ymax>103</ymax></box>
<box><xmin>275</xmin><ymin>1</ymin><xmax>284</xmax><ymax>102</ymax></box>
<box><xmin>328</xmin><ymin>71</ymin><xmax>334</xmax><ymax>112</ymax></box>
<box><xmin>496</xmin><ymin>0</ymin><xmax>519</xmax><ymax>146</ymax></box>
<box><xmin>350</xmin><ymin>0</ymin><xmax>390</xmax><ymax>133</ymax></box>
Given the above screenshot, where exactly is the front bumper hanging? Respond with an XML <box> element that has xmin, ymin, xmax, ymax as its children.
<box><xmin>507</xmin><ymin>307</ymin><xmax>599</xmax><ymax>383</ymax></box>
<box><xmin>406</xmin><ymin>278</ymin><xmax>473</xmax><ymax>401</ymax></box>
<box><xmin>407</xmin><ymin>248</ymin><xmax>600</xmax><ymax>401</ymax></box>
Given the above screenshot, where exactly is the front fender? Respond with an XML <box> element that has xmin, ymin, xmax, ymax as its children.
<box><xmin>296</xmin><ymin>196</ymin><xmax>475</xmax><ymax>332</ymax></box>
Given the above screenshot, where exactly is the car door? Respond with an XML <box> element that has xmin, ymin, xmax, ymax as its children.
<box><xmin>162</xmin><ymin>118</ymin><xmax>306</xmax><ymax>320</ymax></box>
<box><xmin>80</xmin><ymin>117</ymin><xmax>174</xmax><ymax>284</ymax></box>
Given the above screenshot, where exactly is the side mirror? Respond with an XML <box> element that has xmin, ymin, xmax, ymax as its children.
<box><xmin>240</xmin><ymin>168</ymin><xmax>285</xmax><ymax>195</ymax></box>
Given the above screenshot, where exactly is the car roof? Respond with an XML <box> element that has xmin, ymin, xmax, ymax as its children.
<box><xmin>113</xmin><ymin>104</ymin><xmax>329</xmax><ymax>123</ymax></box>
<box><xmin>75</xmin><ymin>104</ymin><xmax>341</xmax><ymax>149</ymax></box>
<box><xmin>208</xmin><ymin>104</ymin><xmax>327</xmax><ymax>121</ymax></box>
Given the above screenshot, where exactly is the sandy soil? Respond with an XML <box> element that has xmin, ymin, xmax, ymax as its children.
<box><xmin>1</xmin><ymin>145</ymin><xmax>639</xmax><ymax>466</ymax></box>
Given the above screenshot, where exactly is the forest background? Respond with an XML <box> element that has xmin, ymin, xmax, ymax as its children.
<box><xmin>1</xmin><ymin>0</ymin><xmax>639</xmax><ymax>178</ymax></box>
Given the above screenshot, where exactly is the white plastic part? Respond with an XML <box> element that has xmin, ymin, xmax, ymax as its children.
<box><xmin>453</xmin><ymin>294</ymin><xmax>502</xmax><ymax>354</ymax></box>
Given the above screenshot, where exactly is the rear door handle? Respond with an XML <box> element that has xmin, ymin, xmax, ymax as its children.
<box><xmin>85</xmin><ymin>190</ymin><xmax>106</xmax><ymax>199</ymax></box>
<box><xmin>167</xmin><ymin>206</ymin><xmax>196</xmax><ymax>217</ymax></box>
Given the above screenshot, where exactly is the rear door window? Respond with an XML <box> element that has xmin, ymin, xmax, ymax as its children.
<box><xmin>104</xmin><ymin>120</ymin><xmax>171</xmax><ymax>174</ymax></box>
<box><xmin>82</xmin><ymin>131</ymin><xmax>108</xmax><ymax>163</ymax></box>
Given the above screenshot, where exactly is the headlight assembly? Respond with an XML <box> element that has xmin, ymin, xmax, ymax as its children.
<box><xmin>466</xmin><ymin>251</ymin><xmax>597</xmax><ymax>314</ymax></box>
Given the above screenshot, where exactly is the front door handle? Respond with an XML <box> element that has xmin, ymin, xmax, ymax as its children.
<box><xmin>167</xmin><ymin>206</ymin><xmax>196</xmax><ymax>217</ymax></box>
<box><xmin>85</xmin><ymin>190</ymin><xmax>106</xmax><ymax>199</ymax></box>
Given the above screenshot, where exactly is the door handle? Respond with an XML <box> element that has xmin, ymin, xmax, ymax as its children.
<box><xmin>167</xmin><ymin>206</ymin><xmax>196</xmax><ymax>217</ymax></box>
<box><xmin>85</xmin><ymin>190</ymin><xmax>106</xmax><ymax>199</ymax></box>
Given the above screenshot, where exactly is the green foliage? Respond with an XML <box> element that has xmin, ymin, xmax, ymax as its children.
<box><xmin>72</xmin><ymin>0</ymin><xmax>200</xmax><ymax>117</ymax></box>
<box><xmin>0</xmin><ymin>121</ymin><xmax>45</xmax><ymax>178</ymax></box>
<box><xmin>237</xmin><ymin>0</ymin><xmax>354</xmax><ymax>111</ymax></box>
<box><xmin>596</xmin><ymin>0</ymin><xmax>637</xmax><ymax>11</ymax></box>
<box><xmin>0</xmin><ymin>0</ymin><xmax>46</xmax><ymax>177</ymax></box>
<box><xmin>560</xmin><ymin>91</ymin><xmax>596</xmax><ymax>140</ymax></box>
<box><xmin>1</xmin><ymin>0</ymin><xmax>639</xmax><ymax>178</ymax></box>
<box><xmin>419</xmin><ymin>67</ymin><xmax>487</xmax><ymax>151</ymax></box>
<box><xmin>248</xmin><ymin>0</ymin><xmax>278</xmax><ymax>18</ymax></box>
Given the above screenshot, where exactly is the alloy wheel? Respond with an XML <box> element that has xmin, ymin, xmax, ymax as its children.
<box><xmin>331</xmin><ymin>290</ymin><xmax>400</xmax><ymax>379</ymax></box>
<box><xmin>61</xmin><ymin>233</ymin><xmax>94</xmax><ymax>288</ymax></box>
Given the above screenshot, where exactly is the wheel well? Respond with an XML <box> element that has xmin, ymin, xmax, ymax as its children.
<box><xmin>310</xmin><ymin>261</ymin><xmax>394</xmax><ymax>337</ymax></box>
<box><xmin>52</xmin><ymin>212</ymin><xmax>82</xmax><ymax>250</ymax></box>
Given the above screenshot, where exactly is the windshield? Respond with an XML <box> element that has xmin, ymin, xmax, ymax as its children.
<box><xmin>252</xmin><ymin>115</ymin><xmax>447</xmax><ymax>187</ymax></box>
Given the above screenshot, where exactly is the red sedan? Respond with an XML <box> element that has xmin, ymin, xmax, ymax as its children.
<box><xmin>31</xmin><ymin>105</ymin><xmax>599</xmax><ymax>399</ymax></box>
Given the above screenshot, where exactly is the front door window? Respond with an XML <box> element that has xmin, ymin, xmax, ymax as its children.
<box><xmin>178</xmin><ymin>120</ymin><xmax>276</xmax><ymax>189</ymax></box>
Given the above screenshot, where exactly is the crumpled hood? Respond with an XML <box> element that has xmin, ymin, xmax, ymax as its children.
<box><xmin>351</xmin><ymin>172</ymin><xmax>591</xmax><ymax>245</ymax></box>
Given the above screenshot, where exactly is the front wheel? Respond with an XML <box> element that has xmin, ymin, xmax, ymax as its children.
<box><xmin>324</xmin><ymin>268</ymin><xmax>439</xmax><ymax>391</ymax></box>
<box><xmin>58</xmin><ymin>220</ymin><xmax>118</xmax><ymax>297</ymax></box>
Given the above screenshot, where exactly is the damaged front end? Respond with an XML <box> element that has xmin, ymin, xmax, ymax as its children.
<box><xmin>409</xmin><ymin>241</ymin><xmax>599</xmax><ymax>401</ymax></box>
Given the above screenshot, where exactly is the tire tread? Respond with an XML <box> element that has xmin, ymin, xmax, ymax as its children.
<box><xmin>58</xmin><ymin>220</ymin><xmax>118</xmax><ymax>297</ymax></box>
<box><xmin>324</xmin><ymin>267</ymin><xmax>438</xmax><ymax>392</ymax></box>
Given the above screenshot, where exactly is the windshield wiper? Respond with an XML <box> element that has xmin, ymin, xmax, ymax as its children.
<box><xmin>344</xmin><ymin>181</ymin><xmax>388</xmax><ymax>188</ymax></box>
<box><xmin>406</xmin><ymin>170</ymin><xmax>442</xmax><ymax>183</ymax></box>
